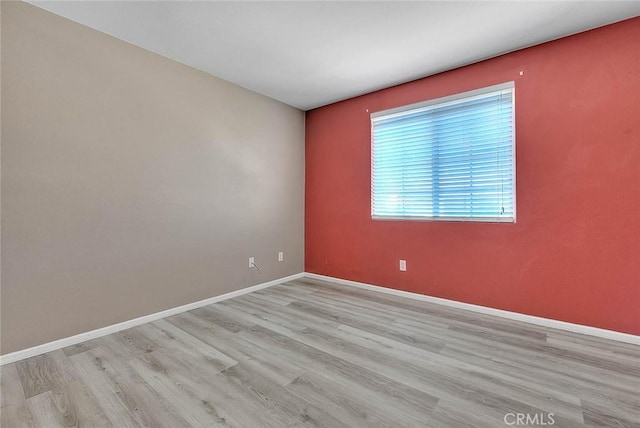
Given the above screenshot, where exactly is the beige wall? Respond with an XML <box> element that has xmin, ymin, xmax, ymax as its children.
<box><xmin>0</xmin><ymin>2</ymin><xmax>305</xmax><ymax>354</ymax></box>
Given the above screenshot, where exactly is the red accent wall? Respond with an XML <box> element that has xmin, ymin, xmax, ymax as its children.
<box><xmin>305</xmin><ymin>17</ymin><xmax>640</xmax><ymax>335</ymax></box>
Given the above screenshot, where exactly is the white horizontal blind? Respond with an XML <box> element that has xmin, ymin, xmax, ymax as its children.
<box><xmin>371</xmin><ymin>83</ymin><xmax>515</xmax><ymax>222</ymax></box>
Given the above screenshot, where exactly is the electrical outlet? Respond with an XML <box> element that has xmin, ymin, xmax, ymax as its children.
<box><xmin>399</xmin><ymin>259</ymin><xmax>407</xmax><ymax>271</ymax></box>
<box><xmin>249</xmin><ymin>257</ymin><xmax>255</xmax><ymax>268</ymax></box>
<box><xmin>278</xmin><ymin>252</ymin><xmax>284</xmax><ymax>262</ymax></box>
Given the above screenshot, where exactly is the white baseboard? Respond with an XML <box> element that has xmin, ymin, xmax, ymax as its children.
<box><xmin>3</xmin><ymin>270</ymin><xmax>636</xmax><ymax>365</ymax></box>
<box><xmin>0</xmin><ymin>273</ymin><xmax>305</xmax><ymax>366</ymax></box>
<box><xmin>304</xmin><ymin>272</ymin><xmax>640</xmax><ymax>346</ymax></box>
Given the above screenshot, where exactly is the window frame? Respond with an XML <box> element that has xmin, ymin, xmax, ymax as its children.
<box><xmin>370</xmin><ymin>82</ymin><xmax>516</xmax><ymax>223</ymax></box>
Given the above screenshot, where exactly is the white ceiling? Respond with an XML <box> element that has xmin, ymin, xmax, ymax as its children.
<box><xmin>29</xmin><ymin>1</ymin><xmax>640</xmax><ymax>111</ymax></box>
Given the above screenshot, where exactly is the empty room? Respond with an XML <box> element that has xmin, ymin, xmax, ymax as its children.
<box><xmin>1</xmin><ymin>1</ymin><xmax>639</xmax><ymax>427</ymax></box>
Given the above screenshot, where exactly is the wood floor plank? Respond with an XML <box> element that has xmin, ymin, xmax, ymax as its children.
<box><xmin>581</xmin><ymin>401</ymin><xmax>640</xmax><ymax>427</ymax></box>
<box><xmin>231</xmin><ymin>325</ymin><xmax>445</xmax><ymax>425</ymax></box>
<box><xmin>67</xmin><ymin>351</ymin><xmax>141</xmax><ymax>428</ymax></box>
<box><xmin>268</xmin><ymin>284</ymin><xmax>316</xmax><ymax>299</ymax></box>
<box><xmin>190</xmin><ymin>305</ymin><xmax>253</xmax><ymax>333</ymax></box>
<box><xmin>23</xmin><ymin>379</ymin><xmax>112</xmax><ymax>428</ymax></box>
<box><xmin>390</xmin><ymin>313</ymin><xmax>640</xmax><ymax>394</ymax></box>
<box><xmin>130</xmin><ymin>350</ymin><xmax>296</xmax><ymax>427</ymax></box>
<box><xmin>447</xmin><ymin>321</ymin><xmax>640</xmax><ymax>378</ymax></box>
<box><xmin>26</xmin><ymin>392</ymin><xmax>65</xmax><ymax>428</ymax></box>
<box><xmin>286</xmin><ymin>371</ymin><xmax>430</xmax><ymax>428</ymax></box>
<box><xmin>166</xmin><ymin>312</ymin><xmax>305</xmax><ymax>387</ymax></box>
<box><xmin>15</xmin><ymin>355</ymin><xmax>62</xmax><ymax>399</ymax></box>
<box><xmin>61</xmin><ymin>338</ymin><xmax>102</xmax><ymax>358</ymax></box>
<box><xmin>45</xmin><ymin>381</ymin><xmax>112</xmax><ymax>427</ymax></box>
<box><xmin>438</xmin><ymin>327</ymin><xmax>640</xmax><ymax>395</ymax></box>
<box><xmin>334</xmin><ymin>324</ymin><xmax>586</xmax><ymax>423</ymax></box>
<box><xmin>108</xmin><ymin>373</ymin><xmax>192</xmax><ymax>428</ymax></box>
<box><xmin>126</xmin><ymin>353</ymin><xmax>230</xmax><ymax>428</ymax></box>
<box><xmin>1</xmin><ymin>364</ymin><xmax>28</xmax><ymax>407</ymax></box>
<box><xmin>283</xmin><ymin>297</ymin><xmax>448</xmax><ymax>353</ymax></box>
<box><xmin>439</xmin><ymin>342</ymin><xmax>640</xmax><ymax>422</ymax></box>
<box><xmin>219</xmin><ymin>364</ymin><xmax>349</xmax><ymax>428</ymax></box>
<box><xmin>249</xmin><ymin>290</ymin><xmax>297</xmax><ymax>306</ymax></box>
<box><xmin>109</xmin><ymin>328</ymin><xmax>158</xmax><ymax>357</ymax></box>
<box><xmin>0</xmin><ymin>403</ymin><xmax>34</xmax><ymax>428</ymax></box>
<box><xmin>2</xmin><ymin>277</ymin><xmax>639</xmax><ymax>427</ymax></box>
<box><xmin>141</xmin><ymin>318</ymin><xmax>237</xmax><ymax>370</ymax></box>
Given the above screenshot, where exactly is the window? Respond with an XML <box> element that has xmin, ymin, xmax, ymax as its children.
<box><xmin>371</xmin><ymin>82</ymin><xmax>515</xmax><ymax>222</ymax></box>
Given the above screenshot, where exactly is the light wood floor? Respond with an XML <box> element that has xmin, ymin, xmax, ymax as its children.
<box><xmin>1</xmin><ymin>277</ymin><xmax>639</xmax><ymax>427</ymax></box>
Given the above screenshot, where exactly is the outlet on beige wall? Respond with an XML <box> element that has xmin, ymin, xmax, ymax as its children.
<box><xmin>0</xmin><ymin>2</ymin><xmax>305</xmax><ymax>355</ymax></box>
